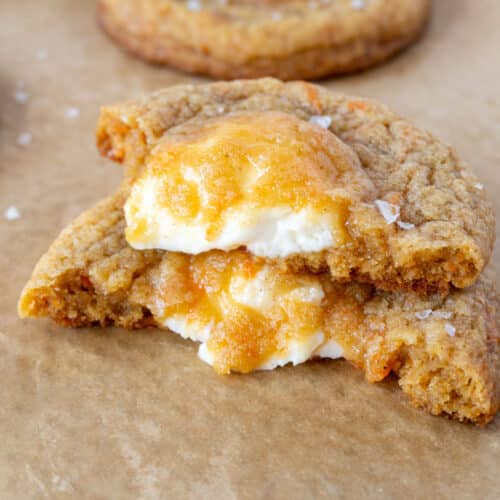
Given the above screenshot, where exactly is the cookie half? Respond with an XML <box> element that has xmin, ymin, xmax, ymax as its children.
<box><xmin>19</xmin><ymin>189</ymin><xmax>500</xmax><ymax>424</ymax></box>
<box><xmin>97</xmin><ymin>0</ymin><xmax>431</xmax><ymax>80</ymax></box>
<box><xmin>97</xmin><ymin>79</ymin><xmax>494</xmax><ymax>295</ymax></box>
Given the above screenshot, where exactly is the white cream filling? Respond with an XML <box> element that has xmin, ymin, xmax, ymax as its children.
<box><xmin>229</xmin><ymin>267</ymin><xmax>325</xmax><ymax>311</ymax></box>
<box><xmin>161</xmin><ymin>266</ymin><xmax>343</xmax><ymax>372</ymax></box>
<box><xmin>315</xmin><ymin>339</ymin><xmax>344</xmax><ymax>359</ymax></box>
<box><xmin>125</xmin><ymin>176</ymin><xmax>335</xmax><ymax>258</ymax></box>
<box><xmin>164</xmin><ymin>318</ymin><xmax>344</xmax><ymax>371</ymax></box>
<box><xmin>164</xmin><ymin>316</ymin><xmax>212</xmax><ymax>343</ymax></box>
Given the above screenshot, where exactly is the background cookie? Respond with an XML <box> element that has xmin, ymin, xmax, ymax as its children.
<box><xmin>97</xmin><ymin>0</ymin><xmax>432</xmax><ymax>80</ymax></box>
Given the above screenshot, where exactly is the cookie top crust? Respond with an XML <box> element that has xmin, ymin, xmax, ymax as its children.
<box><xmin>97</xmin><ymin>0</ymin><xmax>431</xmax><ymax>79</ymax></box>
<box><xmin>97</xmin><ymin>79</ymin><xmax>495</xmax><ymax>294</ymax></box>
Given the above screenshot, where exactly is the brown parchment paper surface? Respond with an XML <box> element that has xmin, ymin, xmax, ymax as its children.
<box><xmin>1</xmin><ymin>1</ymin><xmax>499</xmax><ymax>498</ymax></box>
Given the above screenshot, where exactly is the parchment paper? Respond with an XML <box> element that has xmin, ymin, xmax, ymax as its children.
<box><xmin>1</xmin><ymin>1</ymin><xmax>499</xmax><ymax>498</ymax></box>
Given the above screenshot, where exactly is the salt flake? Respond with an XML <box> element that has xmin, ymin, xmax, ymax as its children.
<box><xmin>309</xmin><ymin>115</ymin><xmax>332</xmax><ymax>129</ymax></box>
<box><xmin>4</xmin><ymin>205</ymin><xmax>21</xmax><ymax>221</ymax></box>
<box><xmin>351</xmin><ymin>0</ymin><xmax>365</xmax><ymax>10</ymax></box>
<box><xmin>415</xmin><ymin>309</ymin><xmax>432</xmax><ymax>320</ymax></box>
<box><xmin>65</xmin><ymin>107</ymin><xmax>80</xmax><ymax>119</ymax></box>
<box><xmin>375</xmin><ymin>199</ymin><xmax>400</xmax><ymax>224</ymax></box>
<box><xmin>433</xmin><ymin>311</ymin><xmax>452</xmax><ymax>320</ymax></box>
<box><xmin>444</xmin><ymin>323</ymin><xmax>456</xmax><ymax>337</ymax></box>
<box><xmin>186</xmin><ymin>0</ymin><xmax>201</xmax><ymax>11</ymax></box>
<box><xmin>475</xmin><ymin>183</ymin><xmax>484</xmax><ymax>190</ymax></box>
<box><xmin>397</xmin><ymin>220</ymin><xmax>415</xmax><ymax>230</ymax></box>
<box><xmin>36</xmin><ymin>49</ymin><xmax>48</xmax><ymax>60</ymax></box>
<box><xmin>17</xmin><ymin>132</ymin><xmax>32</xmax><ymax>146</ymax></box>
<box><xmin>14</xmin><ymin>89</ymin><xmax>29</xmax><ymax>104</ymax></box>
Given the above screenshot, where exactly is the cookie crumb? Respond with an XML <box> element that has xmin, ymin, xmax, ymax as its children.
<box><xmin>36</xmin><ymin>49</ymin><xmax>48</xmax><ymax>60</ymax></box>
<box><xmin>434</xmin><ymin>311</ymin><xmax>452</xmax><ymax>320</ymax></box>
<box><xmin>397</xmin><ymin>220</ymin><xmax>415</xmax><ymax>230</ymax></box>
<box><xmin>14</xmin><ymin>89</ymin><xmax>29</xmax><ymax>104</ymax></box>
<box><xmin>186</xmin><ymin>0</ymin><xmax>201</xmax><ymax>11</ymax></box>
<box><xmin>309</xmin><ymin>115</ymin><xmax>332</xmax><ymax>129</ymax></box>
<box><xmin>351</xmin><ymin>0</ymin><xmax>365</xmax><ymax>9</ymax></box>
<box><xmin>4</xmin><ymin>205</ymin><xmax>21</xmax><ymax>221</ymax></box>
<box><xmin>445</xmin><ymin>323</ymin><xmax>456</xmax><ymax>337</ymax></box>
<box><xmin>415</xmin><ymin>309</ymin><xmax>432</xmax><ymax>320</ymax></box>
<box><xmin>17</xmin><ymin>132</ymin><xmax>33</xmax><ymax>147</ymax></box>
<box><xmin>375</xmin><ymin>200</ymin><xmax>400</xmax><ymax>224</ymax></box>
<box><xmin>65</xmin><ymin>107</ymin><xmax>80</xmax><ymax>119</ymax></box>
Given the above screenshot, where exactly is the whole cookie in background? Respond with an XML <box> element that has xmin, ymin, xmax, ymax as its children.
<box><xmin>97</xmin><ymin>0</ymin><xmax>432</xmax><ymax>80</ymax></box>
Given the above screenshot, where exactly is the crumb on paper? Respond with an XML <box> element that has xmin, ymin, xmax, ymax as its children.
<box><xmin>374</xmin><ymin>199</ymin><xmax>400</xmax><ymax>224</ymax></box>
<box><xmin>17</xmin><ymin>132</ymin><xmax>33</xmax><ymax>147</ymax></box>
<box><xmin>65</xmin><ymin>107</ymin><xmax>80</xmax><ymax>119</ymax></box>
<box><xmin>4</xmin><ymin>206</ymin><xmax>21</xmax><ymax>221</ymax></box>
<box><xmin>186</xmin><ymin>0</ymin><xmax>201</xmax><ymax>11</ymax></box>
<box><xmin>351</xmin><ymin>0</ymin><xmax>365</xmax><ymax>9</ymax></box>
<box><xmin>397</xmin><ymin>220</ymin><xmax>415</xmax><ymax>230</ymax></box>
<box><xmin>309</xmin><ymin>115</ymin><xmax>332</xmax><ymax>129</ymax></box>
<box><xmin>444</xmin><ymin>323</ymin><xmax>456</xmax><ymax>337</ymax></box>
<box><xmin>415</xmin><ymin>309</ymin><xmax>432</xmax><ymax>320</ymax></box>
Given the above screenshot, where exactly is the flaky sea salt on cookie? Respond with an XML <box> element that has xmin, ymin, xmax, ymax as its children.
<box><xmin>98</xmin><ymin>79</ymin><xmax>495</xmax><ymax>295</ymax></box>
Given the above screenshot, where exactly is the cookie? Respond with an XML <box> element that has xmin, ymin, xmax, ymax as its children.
<box><xmin>97</xmin><ymin>0</ymin><xmax>431</xmax><ymax>80</ymax></box>
<box><xmin>97</xmin><ymin>78</ymin><xmax>495</xmax><ymax>295</ymax></box>
<box><xmin>18</xmin><ymin>189</ymin><xmax>500</xmax><ymax>424</ymax></box>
